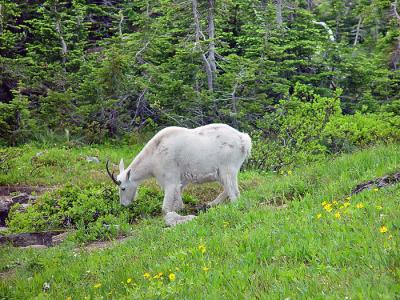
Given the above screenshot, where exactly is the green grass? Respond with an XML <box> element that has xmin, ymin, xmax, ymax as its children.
<box><xmin>0</xmin><ymin>144</ymin><xmax>399</xmax><ymax>299</ymax></box>
<box><xmin>0</xmin><ymin>143</ymin><xmax>142</xmax><ymax>186</ymax></box>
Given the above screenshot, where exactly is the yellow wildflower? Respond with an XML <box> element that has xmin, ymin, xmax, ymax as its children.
<box><xmin>343</xmin><ymin>202</ymin><xmax>350</xmax><ymax>208</ymax></box>
<box><xmin>94</xmin><ymin>283</ymin><xmax>102</xmax><ymax>289</ymax></box>
<box><xmin>143</xmin><ymin>272</ymin><xmax>151</xmax><ymax>279</ymax></box>
<box><xmin>333</xmin><ymin>200</ymin><xmax>338</xmax><ymax>205</ymax></box>
<box><xmin>198</xmin><ymin>244</ymin><xmax>206</xmax><ymax>254</ymax></box>
<box><xmin>380</xmin><ymin>226</ymin><xmax>388</xmax><ymax>234</ymax></box>
<box><xmin>356</xmin><ymin>203</ymin><xmax>364</xmax><ymax>209</ymax></box>
<box><xmin>345</xmin><ymin>196</ymin><xmax>351</xmax><ymax>201</ymax></box>
<box><xmin>323</xmin><ymin>203</ymin><xmax>332</xmax><ymax>212</ymax></box>
<box><xmin>168</xmin><ymin>273</ymin><xmax>176</xmax><ymax>281</ymax></box>
<box><xmin>153</xmin><ymin>272</ymin><xmax>163</xmax><ymax>279</ymax></box>
<box><xmin>388</xmin><ymin>235</ymin><xmax>393</xmax><ymax>240</ymax></box>
<box><xmin>67</xmin><ymin>297</ymin><xmax>72</xmax><ymax>300</ymax></box>
<box><xmin>373</xmin><ymin>188</ymin><xmax>379</xmax><ymax>192</ymax></box>
<box><xmin>287</xmin><ymin>170</ymin><xmax>292</xmax><ymax>175</ymax></box>
<box><xmin>376</xmin><ymin>205</ymin><xmax>383</xmax><ymax>210</ymax></box>
<box><xmin>334</xmin><ymin>212</ymin><xmax>341</xmax><ymax>219</ymax></box>
<box><xmin>316</xmin><ymin>213</ymin><xmax>322</xmax><ymax>219</ymax></box>
<box><xmin>321</xmin><ymin>201</ymin><xmax>327</xmax><ymax>206</ymax></box>
<box><xmin>202</xmin><ymin>266</ymin><xmax>209</xmax><ymax>272</ymax></box>
<box><xmin>127</xmin><ymin>278</ymin><xmax>132</xmax><ymax>284</ymax></box>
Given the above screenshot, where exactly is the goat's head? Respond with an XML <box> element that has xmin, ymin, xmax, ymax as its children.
<box><xmin>106</xmin><ymin>159</ymin><xmax>138</xmax><ymax>206</ymax></box>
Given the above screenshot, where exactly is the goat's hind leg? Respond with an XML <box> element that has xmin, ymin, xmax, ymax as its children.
<box><xmin>223</xmin><ymin>168</ymin><xmax>240</xmax><ymax>202</ymax></box>
<box><xmin>207</xmin><ymin>168</ymin><xmax>239</xmax><ymax>208</ymax></box>
<box><xmin>207</xmin><ymin>190</ymin><xmax>228</xmax><ymax>208</ymax></box>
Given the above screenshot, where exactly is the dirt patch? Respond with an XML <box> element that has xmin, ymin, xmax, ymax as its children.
<box><xmin>259</xmin><ymin>196</ymin><xmax>288</xmax><ymax>209</ymax></box>
<box><xmin>81</xmin><ymin>236</ymin><xmax>130</xmax><ymax>251</ymax></box>
<box><xmin>351</xmin><ymin>171</ymin><xmax>400</xmax><ymax>195</ymax></box>
<box><xmin>0</xmin><ymin>267</ymin><xmax>16</xmax><ymax>280</ymax></box>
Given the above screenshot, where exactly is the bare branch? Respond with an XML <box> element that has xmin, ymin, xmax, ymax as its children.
<box><xmin>353</xmin><ymin>16</ymin><xmax>362</xmax><ymax>46</ymax></box>
<box><xmin>392</xmin><ymin>0</ymin><xmax>400</xmax><ymax>23</ymax></box>
<box><xmin>118</xmin><ymin>10</ymin><xmax>124</xmax><ymax>37</ymax></box>
<box><xmin>312</xmin><ymin>20</ymin><xmax>335</xmax><ymax>42</ymax></box>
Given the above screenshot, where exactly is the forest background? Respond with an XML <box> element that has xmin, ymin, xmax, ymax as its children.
<box><xmin>1</xmin><ymin>0</ymin><xmax>400</xmax><ymax>170</ymax></box>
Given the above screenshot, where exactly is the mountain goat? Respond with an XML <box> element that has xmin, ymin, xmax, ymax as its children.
<box><xmin>106</xmin><ymin>124</ymin><xmax>251</xmax><ymax>226</ymax></box>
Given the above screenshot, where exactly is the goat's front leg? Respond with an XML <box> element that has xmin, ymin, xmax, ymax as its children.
<box><xmin>162</xmin><ymin>184</ymin><xmax>195</xmax><ymax>226</ymax></box>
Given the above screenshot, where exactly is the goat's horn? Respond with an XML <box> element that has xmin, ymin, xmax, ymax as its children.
<box><xmin>106</xmin><ymin>160</ymin><xmax>121</xmax><ymax>185</ymax></box>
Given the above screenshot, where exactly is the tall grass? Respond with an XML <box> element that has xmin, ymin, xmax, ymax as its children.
<box><xmin>0</xmin><ymin>144</ymin><xmax>399</xmax><ymax>299</ymax></box>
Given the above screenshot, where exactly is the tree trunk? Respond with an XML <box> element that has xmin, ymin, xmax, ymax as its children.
<box><xmin>118</xmin><ymin>10</ymin><xmax>124</xmax><ymax>37</ymax></box>
<box><xmin>307</xmin><ymin>0</ymin><xmax>314</xmax><ymax>11</ymax></box>
<box><xmin>53</xmin><ymin>4</ymin><xmax>67</xmax><ymax>67</ymax></box>
<box><xmin>231</xmin><ymin>82</ymin><xmax>239</xmax><ymax>129</ymax></box>
<box><xmin>192</xmin><ymin>0</ymin><xmax>214</xmax><ymax>92</ymax></box>
<box><xmin>275</xmin><ymin>0</ymin><xmax>283</xmax><ymax>26</ymax></box>
<box><xmin>208</xmin><ymin>0</ymin><xmax>217</xmax><ymax>79</ymax></box>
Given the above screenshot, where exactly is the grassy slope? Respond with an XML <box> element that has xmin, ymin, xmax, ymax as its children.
<box><xmin>0</xmin><ymin>144</ymin><xmax>143</xmax><ymax>186</ymax></box>
<box><xmin>0</xmin><ymin>144</ymin><xmax>399</xmax><ymax>299</ymax></box>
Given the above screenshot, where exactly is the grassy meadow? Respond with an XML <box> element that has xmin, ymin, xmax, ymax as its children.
<box><xmin>0</xmin><ymin>143</ymin><xmax>399</xmax><ymax>299</ymax></box>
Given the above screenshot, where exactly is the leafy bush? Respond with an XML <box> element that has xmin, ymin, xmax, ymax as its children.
<box><xmin>0</xmin><ymin>91</ymin><xmax>36</xmax><ymax>146</ymax></box>
<box><xmin>323</xmin><ymin>112</ymin><xmax>400</xmax><ymax>152</ymax></box>
<box><xmin>0</xmin><ymin>148</ymin><xmax>23</xmax><ymax>174</ymax></box>
<box><xmin>247</xmin><ymin>83</ymin><xmax>400</xmax><ymax>171</ymax></box>
<box><xmin>6</xmin><ymin>183</ymin><xmax>185</xmax><ymax>243</ymax></box>
<box><xmin>248</xmin><ymin>83</ymin><xmax>341</xmax><ymax>170</ymax></box>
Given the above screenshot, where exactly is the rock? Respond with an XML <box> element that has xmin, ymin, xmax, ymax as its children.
<box><xmin>16</xmin><ymin>203</ymin><xmax>31</xmax><ymax>213</ymax></box>
<box><xmin>0</xmin><ymin>199</ymin><xmax>14</xmax><ymax>226</ymax></box>
<box><xmin>86</xmin><ymin>156</ymin><xmax>100</xmax><ymax>163</ymax></box>
<box><xmin>42</xmin><ymin>282</ymin><xmax>50</xmax><ymax>291</ymax></box>
<box><xmin>51</xmin><ymin>232</ymin><xmax>70</xmax><ymax>245</ymax></box>
<box><xmin>0</xmin><ymin>193</ymin><xmax>33</xmax><ymax>226</ymax></box>
<box><xmin>11</xmin><ymin>193</ymin><xmax>30</xmax><ymax>204</ymax></box>
<box><xmin>103</xmin><ymin>224</ymin><xmax>120</xmax><ymax>230</ymax></box>
<box><xmin>0</xmin><ymin>231</ymin><xmax>65</xmax><ymax>247</ymax></box>
<box><xmin>351</xmin><ymin>171</ymin><xmax>400</xmax><ymax>195</ymax></box>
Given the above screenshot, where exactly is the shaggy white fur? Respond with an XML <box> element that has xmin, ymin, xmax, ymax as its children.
<box><xmin>113</xmin><ymin>123</ymin><xmax>251</xmax><ymax>226</ymax></box>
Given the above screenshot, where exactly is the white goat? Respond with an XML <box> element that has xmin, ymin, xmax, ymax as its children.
<box><xmin>106</xmin><ymin>124</ymin><xmax>251</xmax><ymax>226</ymax></box>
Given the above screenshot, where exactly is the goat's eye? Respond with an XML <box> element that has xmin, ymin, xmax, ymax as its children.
<box><xmin>121</xmin><ymin>187</ymin><xmax>126</xmax><ymax>191</ymax></box>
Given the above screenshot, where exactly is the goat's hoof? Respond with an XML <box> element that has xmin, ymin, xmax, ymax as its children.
<box><xmin>165</xmin><ymin>212</ymin><xmax>196</xmax><ymax>227</ymax></box>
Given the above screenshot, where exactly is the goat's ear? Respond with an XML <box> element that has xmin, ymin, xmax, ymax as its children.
<box><xmin>119</xmin><ymin>159</ymin><xmax>124</xmax><ymax>173</ymax></box>
<box><xmin>126</xmin><ymin>169</ymin><xmax>131</xmax><ymax>181</ymax></box>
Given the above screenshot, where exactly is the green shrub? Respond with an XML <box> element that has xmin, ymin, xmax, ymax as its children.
<box><xmin>0</xmin><ymin>90</ymin><xmax>36</xmax><ymax>146</ymax></box>
<box><xmin>247</xmin><ymin>83</ymin><xmax>400</xmax><ymax>172</ymax></box>
<box><xmin>0</xmin><ymin>148</ymin><xmax>23</xmax><ymax>174</ymax></box>
<box><xmin>248</xmin><ymin>83</ymin><xmax>341</xmax><ymax>170</ymax></box>
<box><xmin>6</xmin><ymin>183</ymin><xmax>176</xmax><ymax>243</ymax></box>
<box><xmin>6</xmin><ymin>180</ymin><xmax>201</xmax><ymax>243</ymax></box>
<box><xmin>323</xmin><ymin>112</ymin><xmax>400</xmax><ymax>152</ymax></box>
